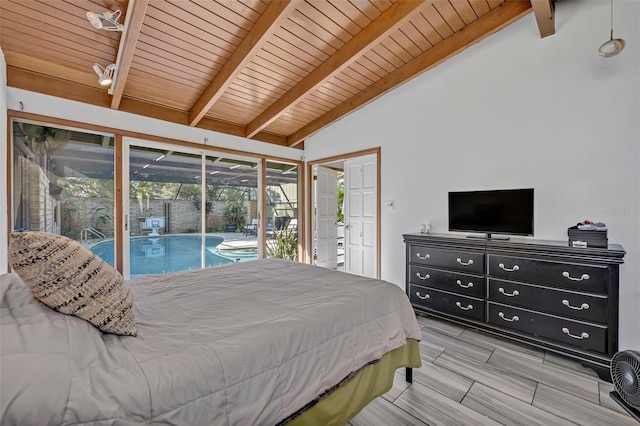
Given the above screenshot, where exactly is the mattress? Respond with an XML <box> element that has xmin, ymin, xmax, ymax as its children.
<box><xmin>1</xmin><ymin>258</ymin><xmax>421</xmax><ymax>425</ymax></box>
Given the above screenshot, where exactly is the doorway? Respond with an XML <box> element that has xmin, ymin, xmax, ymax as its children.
<box><xmin>309</xmin><ymin>148</ymin><xmax>380</xmax><ymax>279</ymax></box>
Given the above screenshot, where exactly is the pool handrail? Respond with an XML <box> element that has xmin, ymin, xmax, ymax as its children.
<box><xmin>80</xmin><ymin>227</ymin><xmax>106</xmax><ymax>243</ymax></box>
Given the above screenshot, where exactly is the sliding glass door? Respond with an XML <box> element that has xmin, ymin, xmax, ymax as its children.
<box><xmin>10</xmin><ymin>119</ymin><xmax>305</xmax><ymax>280</ymax></box>
<box><xmin>122</xmin><ymin>138</ymin><xmax>260</xmax><ymax>278</ymax></box>
<box><xmin>266</xmin><ymin>161</ymin><xmax>299</xmax><ymax>260</ymax></box>
<box><xmin>205</xmin><ymin>155</ymin><xmax>259</xmax><ymax>262</ymax></box>
<box><xmin>123</xmin><ymin>145</ymin><xmax>203</xmax><ymax>276</ymax></box>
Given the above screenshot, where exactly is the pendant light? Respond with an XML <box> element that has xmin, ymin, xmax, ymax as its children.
<box><xmin>598</xmin><ymin>0</ymin><xmax>625</xmax><ymax>57</ymax></box>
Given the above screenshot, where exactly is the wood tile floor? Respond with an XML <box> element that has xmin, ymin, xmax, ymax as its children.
<box><xmin>348</xmin><ymin>315</ymin><xmax>637</xmax><ymax>426</ymax></box>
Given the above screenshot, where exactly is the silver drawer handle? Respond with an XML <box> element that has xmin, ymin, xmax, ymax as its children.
<box><xmin>457</xmin><ymin>258</ymin><xmax>473</xmax><ymax>266</ymax></box>
<box><xmin>562</xmin><ymin>272</ymin><xmax>589</xmax><ymax>281</ymax></box>
<box><xmin>456</xmin><ymin>302</ymin><xmax>473</xmax><ymax>310</ymax></box>
<box><xmin>456</xmin><ymin>279</ymin><xmax>473</xmax><ymax>288</ymax></box>
<box><xmin>562</xmin><ymin>300</ymin><xmax>590</xmax><ymax>310</ymax></box>
<box><xmin>415</xmin><ymin>291</ymin><xmax>430</xmax><ymax>300</ymax></box>
<box><xmin>562</xmin><ymin>327</ymin><xmax>589</xmax><ymax>339</ymax></box>
<box><xmin>498</xmin><ymin>287</ymin><xmax>520</xmax><ymax>297</ymax></box>
<box><xmin>499</xmin><ymin>263</ymin><xmax>520</xmax><ymax>272</ymax></box>
<box><xmin>416</xmin><ymin>272</ymin><xmax>430</xmax><ymax>280</ymax></box>
<box><xmin>416</xmin><ymin>252</ymin><xmax>430</xmax><ymax>260</ymax></box>
<box><xmin>498</xmin><ymin>312</ymin><xmax>519</xmax><ymax>322</ymax></box>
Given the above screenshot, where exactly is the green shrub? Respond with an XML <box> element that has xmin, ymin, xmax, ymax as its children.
<box><xmin>223</xmin><ymin>199</ymin><xmax>247</xmax><ymax>230</ymax></box>
<box><xmin>267</xmin><ymin>227</ymin><xmax>298</xmax><ymax>261</ymax></box>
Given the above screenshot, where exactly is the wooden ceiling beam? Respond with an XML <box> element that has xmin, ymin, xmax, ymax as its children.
<box><xmin>245</xmin><ymin>0</ymin><xmax>428</xmax><ymax>139</ymax></box>
<box><xmin>530</xmin><ymin>0</ymin><xmax>555</xmax><ymax>38</ymax></box>
<box><xmin>188</xmin><ymin>0</ymin><xmax>298</xmax><ymax>127</ymax></box>
<box><xmin>7</xmin><ymin>66</ymin><xmax>112</xmax><ymax>107</ymax></box>
<box><xmin>288</xmin><ymin>0</ymin><xmax>533</xmax><ymax>147</ymax></box>
<box><xmin>110</xmin><ymin>0</ymin><xmax>150</xmax><ymax>109</ymax></box>
<box><xmin>6</xmin><ymin>67</ymin><xmax>294</xmax><ymax>148</ymax></box>
<box><xmin>3</xmin><ymin>51</ymin><xmax>98</xmax><ymax>88</ymax></box>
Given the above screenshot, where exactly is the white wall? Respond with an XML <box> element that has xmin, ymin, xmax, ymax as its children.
<box><xmin>5</xmin><ymin>88</ymin><xmax>303</xmax><ymax>161</ymax></box>
<box><xmin>0</xmin><ymin>48</ymin><xmax>7</xmax><ymax>273</ymax></box>
<box><xmin>305</xmin><ymin>1</ymin><xmax>640</xmax><ymax>350</ymax></box>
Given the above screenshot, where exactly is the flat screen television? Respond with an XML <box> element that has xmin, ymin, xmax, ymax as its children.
<box><xmin>448</xmin><ymin>188</ymin><xmax>534</xmax><ymax>239</ymax></box>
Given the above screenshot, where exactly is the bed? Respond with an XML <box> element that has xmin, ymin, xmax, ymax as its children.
<box><xmin>1</xmin><ymin>258</ymin><xmax>421</xmax><ymax>425</ymax></box>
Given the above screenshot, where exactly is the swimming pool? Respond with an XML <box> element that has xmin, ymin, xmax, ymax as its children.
<box><xmin>90</xmin><ymin>235</ymin><xmax>254</xmax><ymax>276</ymax></box>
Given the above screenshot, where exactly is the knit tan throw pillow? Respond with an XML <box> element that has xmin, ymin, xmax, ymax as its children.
<box><xmin>9</xmin><ymin>231</ymin><xmax>136</xmax><ymax>336</ymax></box>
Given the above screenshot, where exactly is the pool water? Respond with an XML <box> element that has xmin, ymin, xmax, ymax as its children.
<box><xmin>91</xmin><ymin>235</ymin><xmax>253</xmax><ymax>276</ymax></box>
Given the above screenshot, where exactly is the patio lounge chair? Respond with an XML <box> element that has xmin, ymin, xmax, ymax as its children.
<box><xmin>244</xmin><ymin>219</ymin><xmax>258</xmax><ymax>236</ymax></box>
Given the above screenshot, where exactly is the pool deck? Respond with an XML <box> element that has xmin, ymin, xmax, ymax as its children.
<box><xmin>215</xmin><ymin>233</ymin><xmax>259</xmax><ymax>250</ymax></box>
<box><xmin>218</xmin><ymin>233</ymin><xmax>344</xmax><ymax>266</ymax></box>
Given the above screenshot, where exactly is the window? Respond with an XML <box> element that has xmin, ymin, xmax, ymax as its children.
<box><xmin>10</xmin><ymin>119</ymin><xmax>303</xmax><ymax>277</ymax></box>
<box><xmin>266</xmin><ymin>161</ymin><xmax>299</xmax><ymax>260</ymax></box>
<box><xmin>12</xmin><ymin>121</ymin><xmax>115</xmax><ymax>245</ymax></box>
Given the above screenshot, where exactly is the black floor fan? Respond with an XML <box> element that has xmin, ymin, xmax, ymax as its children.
<box><xmin>610</xmin><ymin>350</ymin><xmax>640</xmax><ymax>422</ymax></box>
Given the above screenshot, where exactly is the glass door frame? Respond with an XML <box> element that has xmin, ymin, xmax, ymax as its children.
<box><xmin>121</xmin><ymin>137</ymin><xmax>264</xmax><ymax>279</ymax></box>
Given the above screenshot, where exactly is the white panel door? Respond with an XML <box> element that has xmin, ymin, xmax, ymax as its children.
<box><xmin>344</xmin><ymin>154</ymin><xmax>377</xmax><ymax>278</ymax></box>
<box><xmin>315</xmin><ymin>166</ymin><xmax>337</xmax><ymax>269</ymax></box>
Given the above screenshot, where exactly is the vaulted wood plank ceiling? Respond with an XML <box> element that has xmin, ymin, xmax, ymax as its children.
<box><xmin>1</xmin><ymin>0</ymin><xmax>553</xmax><ymax>150</ymax></box>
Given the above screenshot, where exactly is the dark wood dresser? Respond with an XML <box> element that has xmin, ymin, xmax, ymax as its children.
<box><xmin>403</xmin><ymin>233</ymin><xmax>626</xmax><ymax>381</ymax></box>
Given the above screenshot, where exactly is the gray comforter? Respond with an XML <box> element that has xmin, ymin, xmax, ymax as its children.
<box><xmin>1</xmin><ymin>259</ymin><xmax>421</xmax><ymax>425</ymax></box>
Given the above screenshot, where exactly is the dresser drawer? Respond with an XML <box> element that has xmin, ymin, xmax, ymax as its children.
<box><xmin>488</xmin><ymin>279</ymin><xmax>607</xmax><ymax>323</ymax></box>
<box><xmin>488</xmin><ymin>255</ymin><xmax>608</xmax><ymax>293</ymax></box>
<box><xmin>488</xmin><ymin>302</ymin><xmax>607</xmax><ymax>353</ymax></box>
<box><xmin>408</xmin><ymin>245</ymin><xmax>484</xmax><ymax>274</ymax></box>
<box><xmin>409</xmin><ymin>265</ymin><xmax>485</xmax><ymax>298</ymax></box>
<box><xmin>409</xmin><ymin>285</ymin><xmax>485</xmax><ymax>321</ymax></box>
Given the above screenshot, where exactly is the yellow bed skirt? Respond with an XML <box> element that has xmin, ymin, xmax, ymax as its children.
<box><xmin>286</xmin><ymin>339</ymin><xmax>421</xmax><ymax>426</ymax></box>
